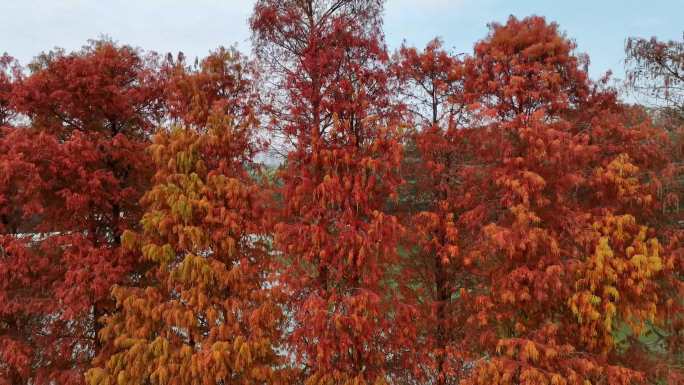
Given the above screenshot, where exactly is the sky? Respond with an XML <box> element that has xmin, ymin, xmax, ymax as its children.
<box><xmin>0</xmin><ymin>0</ymin><xmax>681</xmax><ymax>81</ymax></box>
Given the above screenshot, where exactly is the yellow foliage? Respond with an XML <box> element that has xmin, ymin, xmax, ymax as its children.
<box><xmin>569</xmin><ymin>214</ymin><xmax>663</xmax><ymax>351</ymax></box>
<box><xmin>522</xmin><ymin>341</ymin><xmax>539</xmax><ymax>363</ymax></box>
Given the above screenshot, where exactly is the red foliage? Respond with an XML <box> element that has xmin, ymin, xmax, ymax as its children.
<box><xmin>467</xmin><ymin>16</ymin><xmax>590</xmax><ymax>121</ymax></box>
<box><xmin>416</xmin><ymin>16</ymin><xmax>681</xmax><ymax>385</ymax></box>
<box><xmin>252</xmin><ymin>1</ymin><xmax>413</xmax><ymax>384</ymax></box>
<box><xmin>392</xmin><ymin>39</ymin><xmax>472</xmax><ymax>385</ymax></box>
<box><xmin>0</xmin><ymin>41</ymin><xmax>163</xmax><ymax>385</ymax></box>
<box><xmin>1</xmin><ymin>9</ymin><xmax>682</xmax><ymax>385</ymax></box>
<box><xmin>392</xmin><ymin>38</ymin><xmax>467</xmax><ymax>130</ymax></box>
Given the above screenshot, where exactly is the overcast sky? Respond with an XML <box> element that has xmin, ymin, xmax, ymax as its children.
<box><xmin>1</xmin><ymin>0</ymin><xmax>681</xmax><ymax>81</ymax></box>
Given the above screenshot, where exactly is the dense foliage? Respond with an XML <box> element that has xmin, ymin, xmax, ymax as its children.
<box><xmin>1</xmin><ymin>2</ymin><xmax>682</xmax><ymax>385</ymax></box>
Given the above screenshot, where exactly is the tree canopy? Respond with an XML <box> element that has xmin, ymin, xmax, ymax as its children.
<box><xmin>1</xmin><ymin>3</ymin><xmax>682</xmax><ymax>385</ymax></box>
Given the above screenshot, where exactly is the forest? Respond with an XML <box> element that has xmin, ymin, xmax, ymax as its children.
<box><xmin>1</xmin><ymin>1</ymin><xmax>683</xmax><ymax>384</ymax></box>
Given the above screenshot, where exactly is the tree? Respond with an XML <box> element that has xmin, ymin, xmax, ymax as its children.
<box><xmin>446</xmin><ymin>16</ymin><xmax>682</xmax><ymax>385</ymax></box>
<box><xmin>0</xmin><ymin>41</ymin><xmax>163</xmax><ymax>384</ymax></box>
<box><xmin>0</xmin><ymin>54</ymin><xmax>20</xmax><ymax>126</ymax></box>
<box><xmin>624</xmin><ymin>33</ymin><xmax>684</xmax><ymax>382</ymax></box>
<box><xmin>625</xmin><ymin>33</ymin><xmax>684</xmax><ymax>230</ymax></box>
<box><xmin>86</xmin><ymin>107</ymin><xmax>288</xmax><ymax>385</ymax></box>
<box><xmin>251</xmin><ymin>1</ymin><xmax>414</xmax><ymax>384</ymax></box>
<box><xmin>626</xmin><ymin>34</ymin><xmax>684</xmax><ymax>115</ymax></box>
<box><xmin>391</xmin><ymin>39</ymin><xmax>472</xmax><ymax>385</ymax></box>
